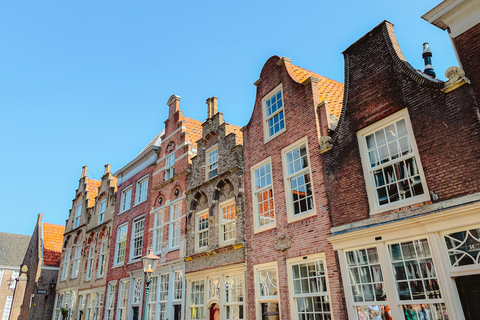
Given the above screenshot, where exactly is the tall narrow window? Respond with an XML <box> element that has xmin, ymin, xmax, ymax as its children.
<box><xmin>74</xmin><ymin>203</ymin><xmax>82</xmax><ymax>228</ymax></box>
<box><xmin>253</xmin><ymin>160</ymin><xmax>275</xmax><ymax>230</ymax></box>
<box><xmin>120</xmin><ymin>187</ymin><xmax>132</xmax><ymax>212</ymax></box>
<box><xmin>207</xmin><ymin>146</ymin><xmax>218</xmax><ymax>179</ymax></box>
<box><xmin>136</xmin><ymin>177</ymin><xmax>149</xmax><ymax>204</ymax></box>
<box><xmin>263</xmin><ymin>86</ymin><xmax>285</xmax><ymax>140</ymax></box>
<box><xmin>85</xmin><ymin>246</ymin><xmax>94</xmax><ymax>280</ymax></box>
<box><xmin>93</xmin><ymin>293</ymin><xmax>103</xmax><ymax>320</ymax></box>
<box><xmin>225</xmin><ymin>274</ymin><xmax>244</xmax><ymax>320</ymax></box>
<box><xmin>115</xmin><ymin>224</ymin><xmax>128</xmax><ymax>265</ymax></box>
<box><xmin>98</xmin><ymin>200</ymin><xmax>106</xmax><ymax>224</ymax></box>
<box><xmin>84</xmin><ymin>294</ymin><xmax>92</xmax><ymax>320</ymax></box>
<box><xmin>158</xmin><ymin>273</ymin><xmax>169</xmax><ymax>320</ymax></box>
<box><xmin>165</xmin><ymin>153</ymin><xmax>175</xmax><ymax>181</ymax></box>
<box><xmin>221</xmin><ymin>201</ymin><xmax>236</xmax><ymax>244</ymax></box>
<box><xmin>196</xmin><ymin>211</ymin><xmax>209</xmax><ymax>251</ymax></box>
<box><xmin>358</xmin><ymin>110</ymin><xmax>429</xmax><ymax>214</ymax></box>
<box><xmin>131</xmin><ymin>218</ymin><xmax>145</xmax><ymax>260</ymax></box>
<box><xmin>290</xmin><ymin>259</ymin><xmax>331</xmax><ymax>320</ymax></box>
<box><xmin>2</xmin><ymin>296</ymin><xmax>12</xmax><ymax>320</ymax></box>
<box><xmin>97</xmin><ymin>240</ymin><xmax>107</xmax><ymax>278</ymax></box>
<box><xmin>53</xmin><ymin>294</ymin><xmax>64</xmax><ymax>320</ymax></box>
<box><xmin>190</xmin><ymin>280</ymin><xmax>205</xmax><ymax>320</ymax></box>
<box><xmin>148</xmin><ymin>276</ymin><xmax>158</xmax><ymax>320</ymax></box>
<box><xmin>284</xmin><ymin>142</ymin><xmax>314</xmax><ymax>217</ymax></box>
<box><xmin>61</xmin><ymin>249</ymin><xmax>71</xmax><ymax>281</ymax></box>
<box><xmin>118</xmin><ymin>280</ymin><xmax>129</xmax><ymax>320</ymax></box>
<box><xmin>105</xmin><ymin>283</ymin><xmax>116</xmax><ymax>320</ymax></box>
<box><xmin>255</xmin><ymin>264</ymin><xmax>279</xmax><ymax>320</ymax></box>
<box><xmin>174</xmin><ymin>270</ymin><xmax>183</xmax><ymax>301</ymax></box>
<box><xmin>154</xmin><ymin>209</ymin><xmax>164</xmax><ymax>253</ymax></box>
<box><xmin>169</xmin><ymin>202</ymin><xmax>182</xmax><ymax>250</ymax></box>
<box><xmin>71</xmin><ymin>245</ymin><xmax>81</xmax><ymax>278</ymax></box>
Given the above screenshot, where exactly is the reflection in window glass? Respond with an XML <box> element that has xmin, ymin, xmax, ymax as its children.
<box><xmin>444</xmin><ymin>227</ymin><xmax>480</xmax><ymax>267</ymax></box>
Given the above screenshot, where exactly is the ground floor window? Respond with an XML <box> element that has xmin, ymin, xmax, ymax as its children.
<box><xmin>147</xmin><ymin>268</ymin><xmax>184</xmax><ymax>320</ymax></box>
<box><xmin>52</xmin><ymin>291</ymin><xmax>77</xmax><ymax>320</ymax></box>
<box><xmin>105</xmin><ymin>283</ymin><xmax>116</xmax><ymax>320</ymax></box>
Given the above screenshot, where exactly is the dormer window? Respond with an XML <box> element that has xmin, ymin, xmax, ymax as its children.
<box><xmin>74</xmin><ymin>203</ymin><xmax>82</xmax><ymax>228</ymax></box>
<box><xmin>207</xmin><ymin>146</ymin><xmax>218</xmax><ymax>179</ymax></box>
<box><xmin>263</xmin><ymin>84</ymin><xmax>285</xmax><ymax>142</ymax></box>
<box><xmin>165</xmin><ymin>153</ymin><xmax>175</xmax><ymax>181</ymax></box>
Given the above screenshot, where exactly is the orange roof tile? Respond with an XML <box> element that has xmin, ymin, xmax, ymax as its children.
<box><xmin>86</xmin><ymin>179</ymin><xmax>101</xmax><ymax>207</ymax></box>
<box><xmin>183</xmin><ymin>116</ymin><xmax>203</xmax><ymax>149</ymax></box>
<box><xmin>42</xmin><ymin>223</ymin><xmax>65</xmax><ymax>267</ymax></box>
<box><xmin>290</xmin><ymin>64</ymin><xmax>344</xmax><ymax>121</ymax></box>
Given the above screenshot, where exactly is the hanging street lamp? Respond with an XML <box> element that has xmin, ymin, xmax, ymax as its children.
<box><xmin>142</xmin><ymin>248</ymin><xmax>160</xmax><ymax>320</ymax></box>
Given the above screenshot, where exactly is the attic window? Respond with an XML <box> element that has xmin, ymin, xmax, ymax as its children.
<box><xmin>263</xmin><ymin>84</ymin><xmax>285</xmax><ymax>143</ymax></box>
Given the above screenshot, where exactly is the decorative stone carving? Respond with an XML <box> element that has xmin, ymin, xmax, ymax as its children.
<box><xmin>167</xmin><ymin>141</ymin><xmax>175</xmax><ymax>152</ymax></box>
<box><xmin>319</xmin><ymin>136</ymin><xmax>333</xmax><ymax>154</ymax></box>
<box><xmin>274</xmin><ymin>235</ymin><xmax>292</xmax><ymax>251</ymax></box>
<box><xmin>442</xmin><ymin>66</ymin><xmax>471</xmax><ymax>93</ymax></box>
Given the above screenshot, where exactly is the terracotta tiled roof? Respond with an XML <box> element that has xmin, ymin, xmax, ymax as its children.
<box><xmin>183</xmin><ymin>116</ymin><xmax>203</xmax><ymax>149</ymax></box>
<box><xmin>290</xmin><ymin>64</ymin><xmax>344</xmax><ymax>121</ymax></box>
<box><xmin>42</xmin><ymin>223</ymin><xmax>65</xmax><ymax>267</ymax></box>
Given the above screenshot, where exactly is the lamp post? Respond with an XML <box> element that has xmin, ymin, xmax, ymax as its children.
<box><xmin>142</xmin><ymin>248</ymin><xmax>160</xmax><ymax>320</ymax></box>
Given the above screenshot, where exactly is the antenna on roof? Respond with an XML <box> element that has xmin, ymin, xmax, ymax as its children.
<box><xmin>422</xmin><ymin>42</ymin><xmax>436</xmax><ymax>78</ymax></box>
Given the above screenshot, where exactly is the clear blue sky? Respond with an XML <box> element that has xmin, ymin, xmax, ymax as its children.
<box><xmin>0</xmin><ymin>0</ymin><xmax>456</xmax><ymax>235</ymax></box>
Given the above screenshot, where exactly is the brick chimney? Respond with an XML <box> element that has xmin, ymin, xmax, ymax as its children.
<box><xmin>167</xmin><ymin>95</ymin><xmax>181</xmax><ymax>118</ymax></box>
<box><xmin>81</xmin><ymin>166</ymin><xmax>88</xmax><ymax>178</ymax></box>
<box><xmin>104</xmin><ymin>164</ymin><xmax>111</xmax><ymax>175</ymax></box>
<box><xmin>206</xmin><ymin>97</ymin><xmax>218</xmax><ymax>119</ymax></box>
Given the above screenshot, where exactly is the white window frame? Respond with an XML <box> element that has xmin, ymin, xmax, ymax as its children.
<box><xmin>61</xmin><ymin>249</ymin><xmax>71</xmax><ymax>281</ymax></box>
<box><xmin>97</xmin><ymin>240</ymin><xmax>107</xmax><ymax>278</ymax></box>
<box><xmin>189</xmin><ymin>280</ymin><xmax>205</xmax><ymax>320</ymax></box>
<box><xmin>254</xmin><ymin>261</ymin><xmax>280</xmax><ymax>320</ymax></box>
<box><xmin>153</xmin><ymin>208</ymin><xmax>165</xmax><ymax>254</ymax></box>
<box><xmin>120</xmin><ymin>186</ymin><xmax>132</xmax><ymax>213</ymax></box>
<box><xmin>195</xmin><ymin>209</ymin><xmax>209</xmax><ymax>252</ymax></box>
<box><xmin>74</xmin><ymin>203</ymin><xmax>82</xmax><ymax>228</ymax></box>
<box><xmin>98</xmin><ymin>199</ymin><xmax>106</xmax><ymax>224</ymax></box>
<box><xmin>117</xmin><ymin>279</ymin><xmax>129</xmax><ymax>320</ymax></box>
<box><xmin>282</xmin><ymin>137</ymin><xmax>316</xmax><ymax>223</ymax></box>
<box><xmin>165</xmin><ymin>153</ymin><xmax>176</xmax><ymax>181</ymax></box>
<box><xmin>135</xmin><ymin>176</ymin><xmax>149</xmax><ymax>205</ymax></box>
<box><xmin>220</xmin><ymin>199</ymin><xmax>236</xmax><ymax>246</ymax></box>
<box><xmin>148</xmin><ymin>275</ymin><xmax>158</xmax><ymax>320</ymax></box>
<box><xmin>173</xmin><ymin>270</ymin><xmax>184</xmax><ymax>302</ymax></box>
<box><xmin>262</xmin><ymin>83</ymin><xmax>286</xmax><ymax>143</ymax></box>
<box><xmin>169</xmin><ymin>200</ymin><xmax>182</xmax><ymax>251</ymax></box>
<box><xmin>93</xmin><ymin>293</ymin><xmax>104</xmax><ymax>320</ymax></box>
<box><xmin>286</xmin><ymin>253</ymin><xmax>332</xmax><ymax>320</ymax></box>
<box><xmin>251</xmin><ymin>157</ymin><xmax>276</xmax><ymax>233</ymax></box>
<box><xmin>224</xmin><ymin>273</ymin><xmax>245</xmax><ymax>320</ymax></box>
<box><xmin>2</xmin><ymin>296</ymin><xmax>12</xmax><ymax>320</ymax></box>
<box><xmin>357</xmin><ymin>109</ymin><xmax>430</xmax><ymax>215</ymax></box>
<box><xmin>85</xmin><ymin>246</ymin><xmax>94</xmax><ymax>280</ymax></box>
<box><xmin>105</xmin><ymin>282</ymin><xmax>117</xmax><ymax>320</ymax></box>
<box><xmin>206</xmin><ymin>145</ymin><xmax>219</xmax><ymax>180</ymax></box>
<box><xmin>71</xmin><ymin>245</ymin><xmax>82</xmax><ymax>279</ymax></box>
<box><xmin>157</xmin><ymin>273</ymin><xmax>169</xmax><ymax>320</ymax></box>
<box><xmin>130</xmin><ymin>216</ymin><xmax>145</xmax><ymax>261</ymax></box>
<box><xmin>114</xmin><ymin>223</ymin><xmax>128</xmax><ymax>265</ymax></box>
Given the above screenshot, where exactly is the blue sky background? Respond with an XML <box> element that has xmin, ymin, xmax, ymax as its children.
<box><xmin>0</xmin><ymin>0</ymin><xmax>457</xmax><ymax>235</ymax></box>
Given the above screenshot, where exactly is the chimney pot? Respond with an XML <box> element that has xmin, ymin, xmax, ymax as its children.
<box><xmin>422</xmin><ymin>42</ymin><xmax>436</xmax><ymax>78</ymax></box>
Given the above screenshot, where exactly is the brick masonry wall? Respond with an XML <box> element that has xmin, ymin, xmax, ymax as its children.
<box><xmin>185</xmin><ymin>110</ymin><xmax>245</xmax><ymax>274</ymax></box>
<box><xmin>243</xmin><ymin>56</ymin><xmax>346</xmax><ymax>320</ymax></box>
<box><xmin>322</xmin><ymin>21</ymin><xmax>480</xmax><ymax>228</ymax></box>
<box><xmin>453</xmin><ymin>23</ymin><xmax>480</xmax><ymax>111</ymax></box>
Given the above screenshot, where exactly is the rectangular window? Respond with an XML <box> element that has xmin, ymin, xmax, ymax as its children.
<box><xmin>169</xmin><ymin>202</ymin><xmax>182</xmax><ymax>250</ymax></box>
<box><xmin>158</xmin><ymin>273</ymin><xmax>169</xmax><ymax>320</ymax></box>
<box><xmin>255</xmin><ymin>263</ymin><xmax>279</xmax><ymax>320</ymax></box>
<box><xmin>190</xmin><ymin>280</ymin><xmax>205</xmax><ymax>320</ymax></box>
<box><xmin>74</xmin><ymin>203</ymin><xmax>82</xmax><ymax>228</ymax></box>
<box><xmin>61</xmin><ymin>249</ymin><xmax>71</xmax><ymax>281</ymax></box>
<box><xmin>118</xmin><ymin>280</ymin><xmax>129</xmax><ymax>320</ymax></box>
<box><xmin>71</xmin><ymin>245</ymin><xmax>81</xmax><ymax>278</ymax></box>
<box><xmin>283</xmin><ymin>141</ymin><xmax>314</xmax><ymax>218</ymax></box>
<box><xmin>136</xmin><ymin>177</ymin><xmax>149</xmax><ymax>204</ymax></box>
<box><xmin>207</xmin><ymin>146</ymin><xmax>218</xmax><ymax>179</ymax></box>
<box><xmin>98</xmin><ymin>240</ymin><xmax>107</xmax><ymax>278</ymax></box>
<box><xmin>263</xmin><ymin>85</ymin><xmax>285</xmax><ymax>141</ymax></box>
<box><xmin>148</xmin><ymin>276</ymin><xmax>158</xmax><ymax>320</ymax></box>
<box><xmin>221</xmin><ymin>201</ymin><xmax>236</xmax><ymax>244</ymax></box>
<box><xmin>85</xmin><ymin>246</ymin><xmax>94</xmax><ymax>280</ymax></box>
<box><xmin>120</xmin><ymin>187</ymin><xmax>132</xmax><ymax>212</ymax></box>
<box><xmin>93</xmin><ymin>293</ymin><xmax>103</xmax><ymax>320</ymax></box>
<box><xmin>165</xmin><ymin>153</ymin><xmax>175</xmax><ymax>181</ymax></box>
<box><xmin>53</xmin><ymin>294</ymin><xmax>63</xmax><ymax>320</ymax></box>
<box><xmin>358</xmin><ymin>110</ymin><xmax>429</xmax><ymax>214</ymax></box>
<box><xmin>84</xmin><ymin>294</ymin><xmax>92</xmax><ymax>320</ymax></box>
<box><xmin>154</xmin><ymin>209</ymin><xmax>165</xmax><ymax>253</ymax></box>
<box><xmin>115</xmin><ymin>224</ymin><xmax>128</xmax><ymax>265</ymax></box>
<box><xmin>290</xmin><ymin>259</ymin><xmax>331</xmax><ymax>320</ymax></box>
<box><xmin>105</xmin><ymin>283</ymin><xmax>116</xmax><ymax>320</ymax></box>
<box><xmin>174</xmin><ymin>270</ymin><xmax>183</xmax><ymax>301</ymax></box>
<box><xmin>1</xmin><ymin>296</ymin><xmax>12</xmax><ymax>320</ymax></box>
<box><xmin>131</xmin><ymin>218</ymin><xmax>145</xmax><ymax>260</ymax></box>
<box><xmin>196</xmin><ymin>211</ymin><xmax>209</xmax><ymax>251</ymax></box>
<box><xmin>225</xmin><ymin>274</ymin><xmax>244</xmax><ymax>320</ymax></box>
<box><xmin>252</xmin><ymin>160</ymin><xmax>275</xmax><ymax>231</ymax></box>
<box><xmin>98</xmin><ymin>200</ymin><xmax>106</xmax><ymax>224</ymax></box>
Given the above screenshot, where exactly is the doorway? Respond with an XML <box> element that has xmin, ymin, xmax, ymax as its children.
<box><xmin>209</xmin><ymin>303</ymin><xmax>220</xmax><ymax>320</ymax></box>
<box><xmin>173</xmin><ymin>304</ymin><xmax>182</xmax><ymax>320</ymax></box>
<box><xmin>132</xmin><ymin>306</ymin><xmax>139</xmax><ymax>320</ymax></box>
<box><xmin>456</xmin><ymin>274</ymin><xmax>480</xmax><ymax>319</ymax></box>
<box><xmin>261</xmin><ymin>302</ymin><xmax>279</xmax><ymax>320</ymax></box>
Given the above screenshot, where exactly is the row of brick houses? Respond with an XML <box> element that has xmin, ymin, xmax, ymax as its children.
<box><xmin>39</xmin><ymin>1</ymin><xmax>480</xmax><ymax>320</ymax></box>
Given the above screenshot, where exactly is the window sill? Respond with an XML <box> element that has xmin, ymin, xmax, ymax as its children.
<box><xmin>254</xmin><ymin>222</ymin><xmax>276</xmax><ymax>234</ymax></box>
<box><xmin>264</xmin><ymin>128</ymin><xmax>286</xmax><ymax>144</ymax></box>
<box><xmin>128</xmin><ymin>259</ymin><xmax>142</xmax><ymax>265</ymax></box>
<box><xmin>112</xmin><ymin>263</ymin><xmax>124</xmax><ymax>269</ymax></box>
<box><xmin>287</xmin><ymin>209</ymin><xmax>317</xmax><ymax>224</ymax></box>
<box><xmin>133</xmin><ymin>200</ymin><xmax>147</xmax><ymax>208</ymax></box>
<box><xmin>168</xmin><ymin>247</ymin><xmax>180</xmax><ymax>252</ymax></box>
<box><xmin>369</xmin><ymin>194</ymin><xmax>430</xmax><ymax>216</ymax></box>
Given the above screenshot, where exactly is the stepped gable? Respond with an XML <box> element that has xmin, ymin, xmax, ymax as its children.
<box><xmin>42</xmin><ymin>223</ymin><xmax>65</xmax><ymax>267</ymax></box>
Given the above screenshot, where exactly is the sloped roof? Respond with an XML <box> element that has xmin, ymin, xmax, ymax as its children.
<box><xmin>0</xmin><ymin>232</ymin><xmax>31</xmax><ymax>267</ymax></box>
<box><xmin>290</xmin><ymin>64</ymin><xmax>344</xmax><ymax>120</ymax></box>
<box><xmin>42</xmin><ymin>223</ymin><xmax>65</xmax><ymax>267</ymax></box>
<box><xmin>183</xmin><ymin>116</ymin><xmax>203</xmax><ymax>149</ymax></box>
